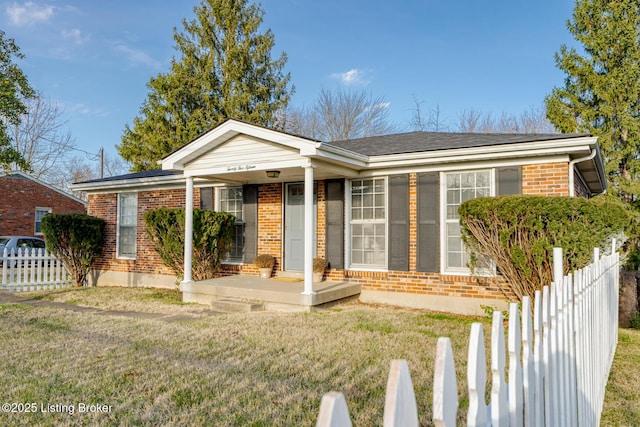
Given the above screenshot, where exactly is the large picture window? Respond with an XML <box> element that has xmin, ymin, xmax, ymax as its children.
<box><xmin>349</xmin><ymin>178</ymin><xmax>386</xmax><ymax>268</ymax></box>
<box><xmin>217</xmin><ymin>187</ymin><xmax>244</xmax><ymax>263</ymax></box>
<box><xmin>117</xmin><ymin>193</ymin><xmax>137</xmax><ymax>258</ymax></box>
<box><xmin>443</xmin><ymin>170</ymin><xmax>492</xmax><ymax>272</ymax></box>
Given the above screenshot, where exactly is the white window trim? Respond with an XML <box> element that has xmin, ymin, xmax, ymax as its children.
<box><xmin>440</xmin><ymin>169</ymin><xmax>496</xmax><ymax>276</ymax></box>
<box><xmin>216</xmin><ymin>186</ymin><xmax>244</xmax><ymax>265</ymax></box>
<box><xmin>34</xmin><ymin>207</ymin><xmax>52</xmax><ymax>235</ymax></box>
<box><xmin>345</xmin><ymin>176</ymin><xmax>388</xmax><ymax>272</ymax></box>
<box><xmin>116</xmin><ymin>192</ymin><xmax>137</xmax><ymax>260</ymax></box>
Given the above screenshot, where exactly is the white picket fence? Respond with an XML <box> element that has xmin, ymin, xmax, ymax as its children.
<box><xmin>317</xmin><ymin>243</ymin><xmax>620</xmax><ymax>427</ymax></box>
<box><xmin>0</xmin><ymin>247</ymin><xmax>71</xmax><ymax>292</ymax></box>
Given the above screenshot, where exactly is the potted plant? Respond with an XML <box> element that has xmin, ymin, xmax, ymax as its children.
<box><xmin>253</xmin><ymin>254</ymin><xmax>275</xmax><ymax>279</ymax></box>
<box><xmin>313</xmin><ymin>258</ymin><xmax>329</xmax><ymax>282</ymax></box>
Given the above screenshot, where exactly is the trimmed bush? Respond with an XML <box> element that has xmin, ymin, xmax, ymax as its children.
<box><xmin>144</xmin><ymin>208</ymin><xmax>235</xmax><ymax>281</ymax></box>
<box><xmin>459</xmin><ymin>194</ymin><xmax>635</xmax><ymax>301</ymax></box>
<box><xmin>41</xmin><ymin>213</ymin><xmax>106</xmax><ymax>287</ymax></box>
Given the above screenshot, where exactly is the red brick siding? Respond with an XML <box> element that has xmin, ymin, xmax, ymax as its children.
<box><xmin>88</xmin><ymin>188</ymin><xmax>199</xmax><ymax>276</ymax></box>
<box><xmin>409</xmin><ymin>173</ymin><xmax>417</xmax><ymax>271</ymax></box>
<box><xmin>522</xmin><ymin>162</ymin><xmax>569</xmax><ymax>196</ymax></box>
<box><xmin>88</xmin><ymin>162</ymin><xmax>574</xmax><ymax>303</ymax></box>
<box><xmin>316</xmin><ymin>180</ymin><xmax>326</xmax><ymax>259</ymax></box>
<box><xmin>257</xmin><ymin>183</ymin><xmax>283</xmax><ymax>271</ymax></box>
<box><xmin>0</xmin><ymin>176</ymin><xmax>86</xmax><ymax>236</ymax></box>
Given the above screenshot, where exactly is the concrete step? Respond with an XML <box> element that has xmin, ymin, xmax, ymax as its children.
<box><xmin>276</xmin><ymin>271</ymin><xmax>303</xmax><ymax>279</ymax></box>
<box><xmin>210</xmin><ymin>299</ymin><xmax>264</xmax><ymax>313</ymax></box>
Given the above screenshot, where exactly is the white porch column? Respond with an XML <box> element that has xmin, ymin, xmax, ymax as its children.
<box><xmin>302</xmin><ymin>165</ymin><xmax>316</xmax><ymax>295</ymax></box>
<box><xmin>182</xmin><ymin>176</ymin><xmax>194</xmax><ymax>284</ymax></box>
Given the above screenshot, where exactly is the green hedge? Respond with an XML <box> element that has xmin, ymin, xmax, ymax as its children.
<box><xmin>459</xmin><ymin>194</ymin><xmax>635</xmax><ymax>301</ymax></box>
<box><xmin>41</xmin><ymin>213</ymin><xmax>106</xmax><ymax>287</ymax></box>
<box><xmin>144</xmin><ymin>208</ymin><xmax>235</xmax><ymax>281</ymax></box>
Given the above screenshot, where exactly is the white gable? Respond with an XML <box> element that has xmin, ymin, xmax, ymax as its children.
<box><xmin>185</xmin><ymin>134</ymin><xmax>303</xmax><ymax>172</ymax></box>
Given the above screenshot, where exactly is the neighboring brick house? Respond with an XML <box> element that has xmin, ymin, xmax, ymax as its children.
<box><xmin>0</xmin><ymin>171</ymin><xmax>86</xmax><ymax>237</ymax></box>
<box><xmin>71</xmin><ymin>120</ymin><xmax>607</xmax><ymax>314</ymax></box>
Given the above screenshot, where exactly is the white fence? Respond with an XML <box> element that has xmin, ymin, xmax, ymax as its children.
<box><xmin>0</xmin><ymin>247</ymin><xmax>71</xmax><ymax>292</ymax></box>
<box><xmin>317</xmin><ymin>244</ymin><xmax>620</xmax><ymax>427</ymax></box>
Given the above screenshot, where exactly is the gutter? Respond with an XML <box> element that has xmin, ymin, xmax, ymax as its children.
<box><xmin>569</xmin><ymin>149</ymin><xmax>597</xmax><ymax>197</ymax></box>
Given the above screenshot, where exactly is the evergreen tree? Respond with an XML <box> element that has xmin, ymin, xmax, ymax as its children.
<box><xmin>119</xmin><ymin>0</ymin><xmax>293</xmax><ymax>171</ymax></box>
<box><xmin>0</xmin><ymin>30</ymin><xmax>34</xmax><ymax>171</ymax></box>
<box><xmin>545</xmin><ymin>0</ymin><xmax>640</xmax><ymax>200</ymax></box>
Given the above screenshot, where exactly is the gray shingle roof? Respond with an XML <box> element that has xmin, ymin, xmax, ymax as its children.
<box><xmin>75</xmin><ymin>169</ymin><xmax>180</xmax><ymax>185</ymax></box>
<box><xmin>325</xmin><ymin>132</ymin><xmax>591</xmax><ymax>156</ymax></box>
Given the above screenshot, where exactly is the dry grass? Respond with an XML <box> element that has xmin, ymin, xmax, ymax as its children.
<box><xmin>601</xmin><ymin>328</ymin><xmax>640</xmax><ymax>426</ymax></box>
<box><xmin>0</xmin><ymin>287</ymin><xmax>483</xmax><ymax>426</ymax></box>
<box><xmin>1</xmin><ymin>287</ymin><xmax>635</xmax><ymax>426</ymax></box>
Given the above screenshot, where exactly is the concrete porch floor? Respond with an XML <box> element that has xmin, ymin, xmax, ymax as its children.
<box><xmin>179</xmin><ymin>275</ymin><xmax>361</xmax><ymax>311</ymax></box>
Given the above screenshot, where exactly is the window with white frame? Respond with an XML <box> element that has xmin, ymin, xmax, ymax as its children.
<box><xmin>443</xmin><ymin>170</ymin><xmax>492</xmax><ymax>272</ymax></box>
<box><xmin>117</xmin><ymin>193</ymin><xmax>137</xmax><ymax>258</ymax></box>
<box><xmin>217</xmin><ymin>187</ymin><xmax>244</xmax><ymax>263</ymax></box>
<box><xmin>34</xmin><ymin>207</ymin><xmax>51</xmax><ymax>235</ymax></box>
<box><xmin>349</xmin><ymin>178</ymin><xmax>386</xmax><ymax>268</ymax></box>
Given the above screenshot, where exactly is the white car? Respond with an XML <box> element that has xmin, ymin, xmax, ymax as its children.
<box><xmin>0</xmin><ymin>236</ymin><xmax>47</xmax><ymax>267</ymax></box>
<box><xmin>0</xmin><ymin>236</ymin><xmax>46</xmax><ymax>254</ymax></box>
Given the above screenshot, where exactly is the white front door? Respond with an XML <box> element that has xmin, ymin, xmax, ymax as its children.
<box><xmin>284</xmin><ymin>183</ymin><xmax>317</xmax><ymax>271</ymax></box>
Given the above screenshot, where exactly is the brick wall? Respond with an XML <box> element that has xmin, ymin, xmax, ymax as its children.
<box><xmin>316</xmin><ymin>180</ymin><xmax>326</xmax><ymax>259</ymax></box>
<box><xmin>257</xmin><ymin>183</ymin><xmax>283</xmax><ymax>271</ymax></box>
<box><xmin>324</xmin><ymin>172</ymin><xmax>508</xmax><ymax>302</ymax></box>
<box><xmin>0</xmin><ymin>175</ymin><xmax>86</xmax><ymax>236</ymax></box>
<box><xmin>522</xmin><ymin>162</ymin><xmax>569</xmax><ymax>196</ymax></box>
<box><xmin>88</xmin><ymin>188</ymin><xmax>199</xmax><ymax>277</ymax></box>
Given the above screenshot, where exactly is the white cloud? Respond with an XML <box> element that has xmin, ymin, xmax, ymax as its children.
<box><xmin>6</xmin><ymin>1</ymin><xmax>54</xmax><ymax>26</ymax></box>
<box><xmin>66</xmin><ymin>102</ymin><xmax>109</xmax><ymax>118</ymax></box>
<box><xmin>330</xmin><ymin>68</ymin><xmax>371</xmax><ymax>86</ymax></box>
<box><xmin>114</xmin><ymin>44</ymin><xmax>162</xmax><ymax>70</ymax></box>
<box><xmin>61</xmin><ymin>28</ymin><xmax>88</xmax><ymax>45</ymax></box>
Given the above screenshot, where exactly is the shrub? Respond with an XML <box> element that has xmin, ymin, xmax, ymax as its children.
<box><xmin>41</xmin><ymin>213</ymin><xmax>106</xmax><ymax>287</ymax></box>
<box><xmin>144</xmin><ymin>208</ymin><xmax>235</xmax><ymax>281</ymax></box>
<box><xmin>459</xmin><ymin>194</ymin><xmax>635</xmax><ymax>301</ymax></box>
<box><xmin>253</xmin><ymin>254</ymin><xmax>275</xmax><ymax>269</ymax></box>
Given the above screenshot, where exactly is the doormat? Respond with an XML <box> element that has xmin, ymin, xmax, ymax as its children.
<box><xmin>271</xmin><ymin>277</ymin><xmax>304</xmax><ymax>282</ymax></box>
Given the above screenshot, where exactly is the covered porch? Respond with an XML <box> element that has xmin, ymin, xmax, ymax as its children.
<box><xmin>180</xmin><ymin>275</ymin><xmax>361</xmax><ymax>311</ymax></box>
<box><xmin>161</xmin><ymin>120</ymin><xmax>365</xmax><ymax>302</ymax></box>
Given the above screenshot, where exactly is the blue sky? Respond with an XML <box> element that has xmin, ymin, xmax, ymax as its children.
<box><xmin>1</xmin><ymin>0</ymin><xmax>576</xmax><ymax>166</ymax></box>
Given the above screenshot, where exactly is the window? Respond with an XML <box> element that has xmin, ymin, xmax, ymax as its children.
<box><xmin>34</xmin><ymin>207</ymin><xmax>51</xmax><ymax>235</ymax></box>
<box><xmin>349</xmin><ymin>178</ymin><xmax>386</xmax><ymax>268</ymax></box>
<box><xmin>217</xmin><ymin>187</ymin><xmax>244</xmax><ymax>263</ymax></box>
<box><xmin>443</xmin><ymin>170</ymin><xmax>492</xmax><ymax>272</ymax></box>
<box><xmin>117</xmin><ymin>193</ymin><xmax>137</xmax><ymax>258</ymax></box>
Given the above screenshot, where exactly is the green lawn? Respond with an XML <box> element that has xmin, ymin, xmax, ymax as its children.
<box><xmin>0</xmin><ymin>287</ymin><xmax>635</xmax><ymax>426</ymax></box>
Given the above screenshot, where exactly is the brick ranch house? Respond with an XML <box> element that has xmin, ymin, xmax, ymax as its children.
<box><xmin>0</xmin><ymin>171</ymin><xmax>87</xmax><ymax>237</ymax></box>
<box><xmin>71</xmin><ymin>119</ymin><xmax>606</xmax><ymax>314</ymax></box>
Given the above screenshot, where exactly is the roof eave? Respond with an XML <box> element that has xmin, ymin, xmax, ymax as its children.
<box><xmin>70</xmin><ymin>173</ymin><xmax>187</xmax><ymax>193</ymax></box>
<box><xmin>366</xmin><ymin>136</ymin><xmax>599</xmax><ymax>168</ymax></box>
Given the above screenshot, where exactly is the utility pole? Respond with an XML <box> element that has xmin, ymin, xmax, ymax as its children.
<box><xmin>100</xmin><ymin>147</ymin><xmax>104</xmax><ymax>179</ymax></box>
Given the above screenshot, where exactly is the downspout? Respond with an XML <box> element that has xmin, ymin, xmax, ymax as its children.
<box><xmin>568</xmin><ymin>149</ymin><xmax>597</xmax><ymax>197</ymax></box>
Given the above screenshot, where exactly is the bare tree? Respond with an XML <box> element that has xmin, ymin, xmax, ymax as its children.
<box><xmin>457</xmin><ymin>105</ymin><xmax>557</xmax><ymax>134</ymax></box>
<box><xmin>61</xmin><ymin>153</ymin><xmax>131</xmax><ymax>200</ymax></box>
<box><xmin>518</xmin><ymin>105</ymin><xmax>557</xmax><ymax>133</ymax></box>
<box><xmin>409</xmin><ymin>96</ymin><xmax>446</xmax><ymax>132</ymax></box>
<box><xmin>8</xmin><ymin>92</ymin><xmax>77</xmax><ymax>181</ymax></box>
<box><xmin>457</xmin><ymin>108</ymin><xmax>483</xmax><ymax>132</ymax></box>
<box><xmin>280</xmin><ymin>88</ymin><xmax>397</xmax><ymax>141</ymax></box>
